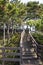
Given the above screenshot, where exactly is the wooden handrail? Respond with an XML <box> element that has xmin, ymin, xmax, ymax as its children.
<box><xmin>29</xmin><ymin>32</ymin><xmax>38</xmax><ymax>46</ymax></box>
<box><xmin>0</xmin><ymin>47</ymin><xmax>20</xmax><ymax>50</ymax></box>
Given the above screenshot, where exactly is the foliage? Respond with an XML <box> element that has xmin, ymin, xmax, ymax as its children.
<box><xmin>10</xmin><ymin>33</ymin><xmax>21</xmax><ymax>47</ymax></box>
<box><xmin>27</xmin><ymin>1</ymin><xmax>43</xmax><ymax>19</ymax></box>
<box><xmin>26</xmin><ymin>1</ymin><xmax>43</xmax><ymax>31</ymax></box>
<box><xmin>32</xmin><ymin>33</ymin><xmax>43</xmax><ymax>45</ymax></box>
<box><xmin>0</xmin><ymin>0</ymin><xmax>43</xmax><ymax>64</ymax></box>
<box><xmin>26</xmin><ymin>19</ymin><xmax>43</xmax><ymax>31</ymax></box>
<box><xmin>5</xmin><ymin>32</ymin><xmax>21</xmax><ymax>47</ymax></box>
<box><xmin>26</xmin><ymin>20</ymin><xmax>36</xmax><ymax>26</ymax></box>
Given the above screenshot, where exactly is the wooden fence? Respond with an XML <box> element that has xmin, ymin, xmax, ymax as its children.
<box><xmin>0</xmin><ymin>47</ymin><xmax>22</xmax><ymax>65</ymax></box>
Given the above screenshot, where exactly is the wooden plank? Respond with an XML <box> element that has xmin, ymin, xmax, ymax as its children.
<box><xmin>0</xmin><ymin>52</ymin><xmax>21</xmax><ymax>56</ymax></box>
<box><xmin>0</xmin><ymin>47</ymin><xmax>20</xmax><ymax>50</ymax></box>
<box><xmin>0</xmin><ymin>58</ymin><xmax>21</xmax><ymax>62</ymax></box>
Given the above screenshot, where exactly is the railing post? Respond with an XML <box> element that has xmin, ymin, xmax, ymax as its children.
<box><xmin>2</xmin><ymin>61</ymin><xmax>5</xmax><ymax>65</ymax></box>
<box><xmin>20</xmin><ymin>47</ymin><xmax>22</xmax><ymax>65</ymax></box>
<box><xmin>34</xmin><ymin>42</ymin><xmax>38</xmax><ymax>58</ymax></box>
<box><xmin>2</xmin><ymin>48</ymin><xmax>5</xmax><ymax>65</ymax></box>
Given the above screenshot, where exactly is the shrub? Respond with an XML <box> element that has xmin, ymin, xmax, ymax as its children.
<box><xmin>32</xmin><ymin>33</ymin><xmax>43</xmax><ymax>45</ymax></box>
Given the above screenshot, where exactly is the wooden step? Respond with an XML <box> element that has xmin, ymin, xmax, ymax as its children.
<box><xmin>22</xmin><ymin>56</ymin><xmax>37</xmax><ymax>59</ymax></box>
<box><xmin>21</xmin><ymin>64</ymin><xmax>33</xmax><ymax>65</ymax></box>
<box><xmin>22</xmin><ymin>53</ymin><xmax>37</xmax><ymax>58</ymax></box>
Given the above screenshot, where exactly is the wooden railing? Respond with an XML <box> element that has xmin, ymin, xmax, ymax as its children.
<box><xmin>37</xmin><ymin>45</ymin><xmax>43</xmax><ymax>60</ymax></box>
<box><xmin>0</xmin><ymin>47</ymin><xmax>22</xmax><ymax>65</ymax></box>
<box><xmin>29</xmin><ymin>32</ymin><xmax>38</xmax><ymax>57</ymax></box>
<box><xmin>29</xmin><ymin>32</ymin><xmax>43</xmax><ymax>60</ymax></box>
<box><xmin>29</xmin><ymin>32</ymin><xmax>38</xmax><ymax>46</ymax></box>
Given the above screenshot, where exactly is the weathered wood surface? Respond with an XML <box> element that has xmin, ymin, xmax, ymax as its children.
<box><xmin>20</xmin><ymin>31</ymin><xmax>42</xmax><ymax>65</ymax></box>
<box><xmin>0</xmin><ymin>47</ymin><xmax>22</xmax><ymax>65</ymax></box>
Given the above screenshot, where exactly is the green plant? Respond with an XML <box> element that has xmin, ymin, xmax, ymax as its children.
<box><xmin>32</xmin><ymin>33</ymin><xmax>43</xmax><ymax>45</ymax></box>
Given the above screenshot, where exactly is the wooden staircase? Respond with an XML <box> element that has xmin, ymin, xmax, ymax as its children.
<box><xmin>20</xmin><ymin>30</ymin><xmax>42</xmax><ymax>65</ymax></box>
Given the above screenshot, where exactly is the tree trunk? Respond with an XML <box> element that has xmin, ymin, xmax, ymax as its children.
<box><xmin>11</xmin><ymin>20</ymin><xmax>14</xmax><ymax>35</ymax></box>
<box><xmin>3</xmin><ymin>23</ymin><xmax>6</xmax><ymax>46</ymax></box>
<box><xmin>7</xmin><ymin>24</ymin><xmax>10</xmax><ymax>44</ymax></box>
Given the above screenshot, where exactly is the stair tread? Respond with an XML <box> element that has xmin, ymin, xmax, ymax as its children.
<box><xmin>22</xmin><ymin>54</ymin><xmax>37</xmax><ymax>56</ymax></box>
<box><xmin>22</xmin><ymin>51</ymin><xmax>35</xmax><ymax>53</ymax></box>
<box><xmin>22</xmin><ymin>56</ymin><xmax>37</xmax><ymax>59</ymax></box>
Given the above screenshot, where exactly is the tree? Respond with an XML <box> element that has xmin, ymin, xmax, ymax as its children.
<box><xmin>0</xmin><ymin>0</ymin><xmax>7</xmax><ymax>46</ymax></box>
<box><xmin>26</xmin><ymin>1</ymin><xmax>42</xmax><ymax>19</ymax></box>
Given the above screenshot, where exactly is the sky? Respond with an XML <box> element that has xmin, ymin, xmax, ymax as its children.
<box><xmin>21</xmin><ymin>0</ymin><xmax>43</xmax><ymax>3</ymax></box>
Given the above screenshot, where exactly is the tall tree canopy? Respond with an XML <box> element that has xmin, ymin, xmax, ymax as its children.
<box><xmin>26</xmin><ymin>1</ymin><xmax>43</xmax><ymax>19</ymax></box>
